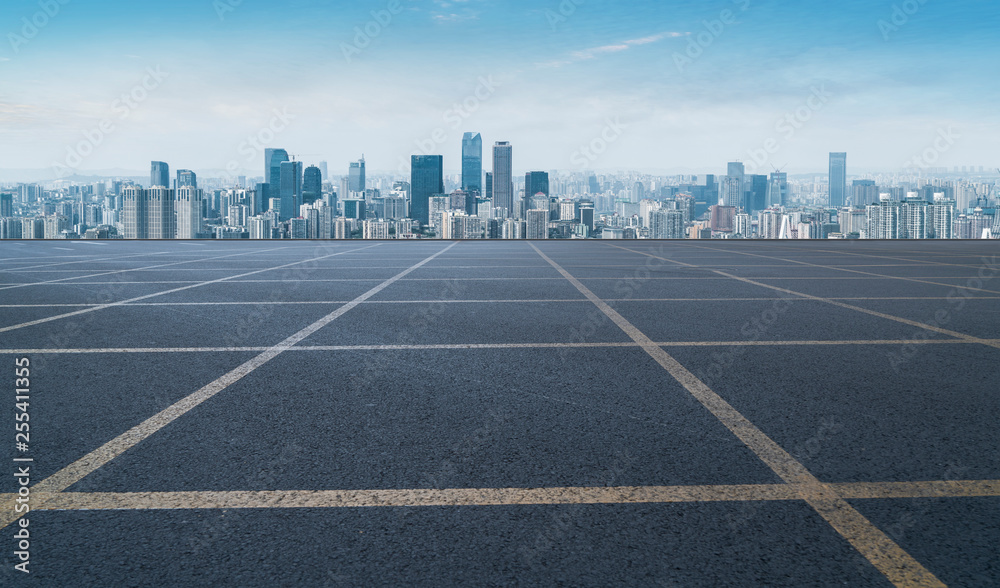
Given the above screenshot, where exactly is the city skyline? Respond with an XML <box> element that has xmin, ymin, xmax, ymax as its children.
<box><xmin>1</xmin><ymin>1</ymin><xmax>997</xmax><ymax>176</ymax></box>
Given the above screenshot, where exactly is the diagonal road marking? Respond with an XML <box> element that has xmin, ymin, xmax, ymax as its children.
<box><xmin>0</xmin><ymin>244</ymin><xmax>385</xmax><ymax>334</ymax></box>
<box><xmin>530</xmin><ymin>243</ymin><xmax>945</xmax><ymax>588</ymax></box>
<box><xmin>0</xmin><ymin>241</ymin><xmax>459</xmax><ymax>531</ymax></box>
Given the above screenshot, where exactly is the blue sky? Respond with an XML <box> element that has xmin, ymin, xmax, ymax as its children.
<box><xmin>1</xmin><ymin>0</ymin><xmax>997</xmax><ymax>177</ymax></box>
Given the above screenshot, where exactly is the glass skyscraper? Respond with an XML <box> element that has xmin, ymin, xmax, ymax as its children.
<box><xmin>303</xmin><ymin>165</ymin><xmax>322</xmax><ymax>205</ymax></box>
<box><xmin>410</xmin><ymin>155</ymin><xmax>444</xmax><ymax>227</ymax></box>
<box><xmin>492</xmin><ymin>142</ymin><xmax>513</xmax><ymax>218</ymax></box>
<box><xmin>829</xmin><ymin>152</ymin><xmax>847</xmax><ymax>208</ymax></box>
<box><xmin>279</xmin><ymin>160</ymin><xmax>303</xmax><ymax>221</ymax></box>
<box><xmin>176</xmin><ymin>169</ymin><xmax>197</xmax><ymax>190</ymax></box>
<box><xmin>349</xmin><ymin>157</ymin><xmax>366</xmax><ymax>194</ymax></box>
<box><xmin>264</xmin><ymin>148</ymin><xmax>289</xmax><ymax>211</ymax></box>
<box><xmin>462</xmin><ymin>133</ymin><xmax>482</xmax><ymax>194</ymax></box>
<box><xmin>150</xmin><ymin>161</ymin><xmax>169</xmax><ymax>188</ymax></box>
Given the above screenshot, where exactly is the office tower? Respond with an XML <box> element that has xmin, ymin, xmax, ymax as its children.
<box><xmin>303</xmin><ymin>165</ymin><xmax>322</xmax><ymax>205</ymax></box>
<box><xmin>349</xmin><ymin>156</ymin><xmax>366</xmax><ymax>194</ymax></box>
<box><xmin>767</xmin><ymin>172</ymin><xmax>788</xmax><ymax>207</ymax></box>
<box><xmin>580</xmin><ymin>205</ymin><xmax>595</xmax><ymax>233</ymax></box>
<box><xmin>462</xmin><ymin>133</ymin><xmax>483</xmax><ymax>193</ymax></box>
<box><xmin>150</xmin><ymin>161</ymin><xmax>169</xmax><ymax>188</ymax></box>
<box><xmin>343</xmin><ymin>199</ymin><xmax>367</xmax><ymax>221</ymax></box>
<box><xmin>524</xmin><ymin>171</ymin><xmax>550</xmax><ymax>208</ymax></box>
<box><xmin>0</xmin><ymin>193</ymin><xmax>12</xmax><ymax>217</ymax></box>
<box><xmin>175</xmin><ymin>187</ymin><xmax>204</xmax><ymax>239</ymax></box>
<box><xmin>852</xmin><ymin>180</ymin><xmax>878</xmax><ymax>208</ymax></box>
<box><xmin>485</xmin><ymin>172</ymin><xmax>493</xmax><ymax>201</ymax></box>
<box><xmin>279</xmin><ymin>160</ymin><xmax>303</xmax><ymax>221</ymax></box>
<box><xmin>410</xmin><ymin>155</ymin><xmax>444</xmax><ymax>226</ymax></box>
<box><xmin>318</xmin><ymin>161</ymin><xmax>329</xmax><ymax>182</ymax></box>
<box><xmin>650</xmin><ymin>209</ymin><xmax>685</xmax><ymax>239</ymax></box>
<box><xmin>176</xmin><ymin>169</ymin><xmax>197</xmax><ymax>190</ymax></box>
<box><xmin>264</xmin><ymin>148</ymin><xmax>289</xmax><ymax>211</ymax></box>
<box><xmin>525</xmin><ymin>209</ymin><xmax>548</xmax><ymax>239</ymax></box>
<box><xmin>829</xmin><ymin>152</ymin><xmax>847</xmax><ymax>207</ymax></box>
<box><xmin>721</xmin><ymin>162</ymin><xmax>745</xmax><ymax>208</ymax></box>
<box><xmin>492</xmin><ymin>142</ymin><xmax>513</xmax><ymax>218</ymax></box>
<box><xmin>748</xmin><ymin>175</ymin><xmax>768</xmax><ymax>214</ymax></box>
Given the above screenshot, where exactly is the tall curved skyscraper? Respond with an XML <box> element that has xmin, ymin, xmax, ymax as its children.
<box><xmin>264</xmin><ymin>148</ymin><xmax>289</xmax><ymax>212</ymax></box>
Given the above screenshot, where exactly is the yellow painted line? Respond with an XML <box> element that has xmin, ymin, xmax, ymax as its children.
<box><xmin>11</xmin><ymin>485</ymin><xmax>800</xmax><ymax>511</ymax></box>
<box><xmin>806</xmin><ymin>246</ymin><xmax>994</xmax><ymax>271</ymax></box>
<box><xmin>0</xmin><ymin>244</ymin><xmax>384</xmax><ymax>334</ymax></box>
<box><xmin>0</xmin><ymin>246</ymin><xmax>288</xmax><ymax>292</ymax></box>
<box><xmin>680</xmin><ymin>243</ymin><xmax>1000</xmax><ymax>296</ymax></box>
<box><xmin>2</xmin><ymin>480</ymin><xmax>997</xmax><ymax>513</ymax></box>
<box><xmin>836</xmin><ymin>480</ymin><xmax>1000</xmax><ymax>500</ymax></box>
<box><xmin>612</xmin><ymin>244</ymin><xmax>1000</xmax><ymax>352</ymax></box>
<box><xmin>2</xmin><ymin>339</ymin><xmax>988</xmax><ymax>355</ymax></box>
<box><xmin>533</xmin><ymin>243</ymin><xmax>945</xmax><ymax>588</ymax></box>
<box><xmin>0</xmin><ymin>242</ymin><xmax>459</xmax><ymax>532</ymax></box>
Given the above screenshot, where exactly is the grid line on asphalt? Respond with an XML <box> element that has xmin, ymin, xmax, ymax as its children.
<box><xmin>0</xmin><ymin>246</ymin><xmax>292</xmax><ymax>291</ymax></box>
<box><xmin>609</xmin><ymin>244</ymin><xmax>1000</xmax><ymax>351</ymax></box>
<box><xmin>0</xmin><ymin>244</ymin><xmax>387</xmax><ymax>334</ymax></box>
<box><xmin>1</xmin><ymin>480</ymin><xmax>997</xmax><ymax>512</ymax></box>
<box><xmin>676</xmin><ymin>242</ymin><xmax>1000</xmax><ymax>296</ymax></box>
<box><xmin>530</xmin><ymin>243</ymin><xmax>946</xmax><ymax>588</ymax></box>
<box><xmin>0</xmin><ymin>242</ymin><xmax>459</xmax><ymax>531</ymax></box>
<box><xmin>2</xmin><ymin>339</ymin><xmax>992</xmax><ymax>355</ymax></box>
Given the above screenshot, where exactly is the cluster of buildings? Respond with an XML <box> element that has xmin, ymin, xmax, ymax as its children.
<box><xmin>1</xmin><ymin>144</ymin><xmax>997</xmax><ymax>240</ymax></box>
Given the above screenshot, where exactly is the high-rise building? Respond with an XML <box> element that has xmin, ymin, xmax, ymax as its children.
<box><xmin>748</xmin><ymin>175</ymin><xmax>768</xmax><ymax>214</ymax></box>
<box><xmin>279</xmin><ymin>160</ymin><xmax>303</xmax><ymax>221</ymax></box>
<box><xmin>524</xmin><ymin>172</ymin><xmax>550</xmax><ymax>216</ymax></box>
<box><xmin>410</xmin><ymin>155</ymin><xmax>444</xmax><ymax>226</ymax></box>
<box><xmin>852</xmin><ymin>180</ymin><xmax>878</xmax><ymax>208</ymax></box>
<box><xmin>303</xmin><ymin>165</ymin><xmax>322</xmax><ymax>205</ymax></box>
<box><xmin>767</xmin><ymin>172</ymin><xmax>787</xmax><ymax>208</ymax></box>
<box><xmin>176</xmin><ymin>169</ymin><xmax>197</xmax><ymax>190</ymax></box>
<box><xmin>829</xmin><ymin>152</ymin><xmax>847</xmax><ymax>208</ymax></box>
<box><xmin>900</xmin><ymin>197</ymin><xmax>929</xmax><ymax>239</ymax></box>
<box><xmin>175</xmin><ymin>187</ymin><xmax>204</xmax><ymax>239</ymax></box>
<box><xmin>318</xmin><ymin>161</ymin><xmax>329</xmax><ymax>182</ymax></box>
<box><xmin>526</xmin><ymin>209</ymin><xmax>548</xmax><ymax>239</ymax></box>
<box><xmin>264</xmin><ymin>148</ymin><xmax>289</xmax><ymax>211</ymax></box>
<box><xmin>866</xmin><ymin>196</ymin><xmax>902</xmax><ymax>239</ymax></box>
<box><xmin>650</xmin><ymin>209</ymin><xmax>686</xmax><ymax>239</ymax></box>
<box><xmin>349</xmin><ymin>156</ymin><xmax>366</xmax><ymax>194</ymax></box>
<box><xmin>485</xmin><ymin>172</ymin><xmax>493</xmax><ymax>201</ymax></box>
<box><xmin>462</xmin><ymin>133</ymin><xmax>483</xmax><ymax>193</ymax></box>
<box><xmin>0</xmin><ymin>193</ymin><xmax>12</xmax><ymax>217</ymax></box>
<box><xmin>147</xmin><ymin>187</ymin><xmax>175</xmax><ymax>239</ymax></box>
<box><xmin>492</xmin><ymin>142</ymin><xmax>513</xmax><ymax>218</ymax></box>
<box><xmin>721</xmin><ymin>162</ymin><xmax>745</xmax><ymax>208</ymax></box>
<box><xmin>150</xmin><ymin>161</ymin><xmax>170</xmax><ymax>188</ymax></box>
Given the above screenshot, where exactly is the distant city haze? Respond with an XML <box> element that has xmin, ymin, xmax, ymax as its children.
<box><xmin>0</xmin><ymin>0</ymin><xmax>997</xmax><ymax>177</ymax></box>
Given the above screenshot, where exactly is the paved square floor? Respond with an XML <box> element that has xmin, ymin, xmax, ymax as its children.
<box><xmin>1</xmin><ymin>239</ymin><xmax>998</xmax><ymax>586</ymax></box>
